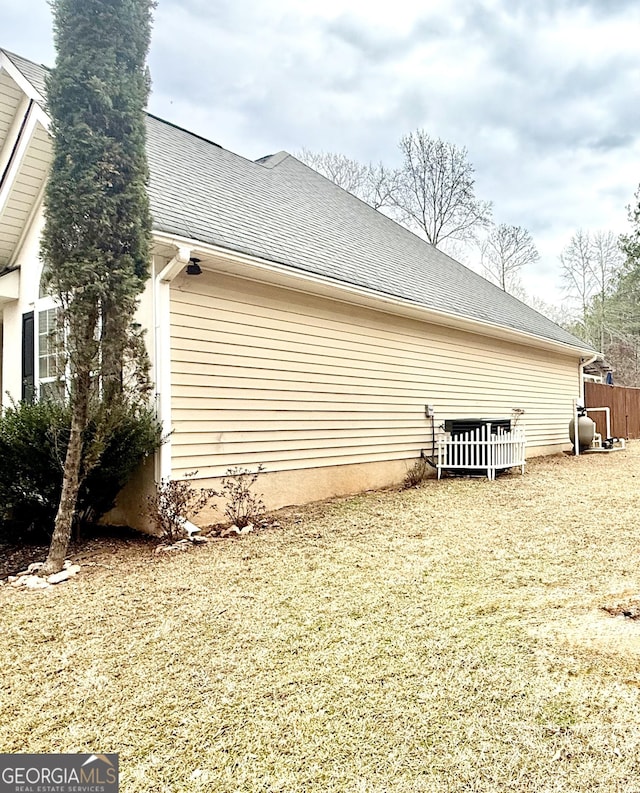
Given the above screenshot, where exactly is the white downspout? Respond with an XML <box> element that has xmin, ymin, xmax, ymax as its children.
<box><xmin>153</xmin><ymin>245</ymin><xmax>191</xmax><ymax>481</ymax></box>
<box><xmin>579</xmin><ymin>352</ymin><xmax>599</xmax><ymax>405</ymax></box>
<box><xmin>575</xmin><ymin>352</ymin><xmax>600</xmax><ymax>457</ymax></box>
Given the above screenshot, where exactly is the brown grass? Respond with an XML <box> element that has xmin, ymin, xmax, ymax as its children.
<box><xmin>2</xmin><ymin>445</ymin><xmax>640</xmax><ymax>792</ymax></box>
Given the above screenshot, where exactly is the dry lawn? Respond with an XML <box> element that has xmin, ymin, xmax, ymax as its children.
<box><xmin>2</xmin><ymin>445</ymin><xmax>640</xmax><ymax>792</ymax></box>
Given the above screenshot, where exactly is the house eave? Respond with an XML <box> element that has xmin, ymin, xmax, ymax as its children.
<box><xmin>152</xmin><ymin>230</ymin><xmax>596</xmax><ymax>360</ymax></box>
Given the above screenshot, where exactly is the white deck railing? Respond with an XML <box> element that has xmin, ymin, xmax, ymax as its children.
<box><xmin>436</xmin><ymin>424</ymin><xmax>526</xmax><ymax>480</ymax></box>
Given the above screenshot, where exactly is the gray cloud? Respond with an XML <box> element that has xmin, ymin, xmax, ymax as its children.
<box><xmin>324</xmin><ymin>13</ymin><xmax>453</xmax><ymax>63</ymax></box>
<box><xmin>590</xmin><ymin>134</ymin><xmax>635</xmax><ymax>152</ymax></box>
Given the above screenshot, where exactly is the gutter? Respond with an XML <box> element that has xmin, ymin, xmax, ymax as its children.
<box><xmin>153</xmin><ymin>231</ymin><xmax>595</xmax><ymax>360</ymax></box>
<box><xmin>574</xmin><ymin>351</ymin><xmax>601</xmax><ymax>457</ymax></box>
<box><xmin>579</xmin><ymin>351</ymin><xmax>600</xmax><ymax>404</ymax></box>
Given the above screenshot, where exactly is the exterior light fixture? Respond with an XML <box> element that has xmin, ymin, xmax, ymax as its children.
<box><xmin>186</xmin><ymin>257</ymin><xmax>202</xmax><ymax>275</ymax></box>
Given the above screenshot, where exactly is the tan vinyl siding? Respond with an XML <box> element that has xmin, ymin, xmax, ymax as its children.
<box><xmin>170</xmin><ymin>271</ymin><xmax>579</xmax><ymax>479</ymax></box>
<box><xmin>0</xmin><ymin>70</ymin><xmax>22</xmax><ymax>142</ymax></box>
<box><xmin>0</xmin><ymin>123</ymin><xmax>50</xmax><ymax>266</ymax></box>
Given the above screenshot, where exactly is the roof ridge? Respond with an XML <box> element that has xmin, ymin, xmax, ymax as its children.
<box><xmin>255</xmin><ymin>151</ymin><xmax>290</xmax><ymax>169</ymax></box>
<box><xmin>281</xmin><ymin>152</ymin><xmax>468</xmax><ymax>266</ymax></box>
<box><xmin>1</xmin><ymin>47</ymin><xmax>280</xmax><ymax>175</ymax></box>
<box><xmin>145</xmin><ymin>112</ymin><xmax>223</xmax><ymax>150</ymax></box>
<box><xmin>0</xmin><ymin>48</ymin><xmax>48</xmax><ymax>67</ymax></box>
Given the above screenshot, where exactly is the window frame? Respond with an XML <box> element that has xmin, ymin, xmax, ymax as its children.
<box><xmin>34</xmin><ymin>268</ymin><xmax>66</xmax><ymax>402</ymax></box>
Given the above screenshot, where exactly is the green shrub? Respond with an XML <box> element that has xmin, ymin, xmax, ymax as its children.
<box><xmin>0</xmin><ymin>399</ymin><xmax>162</xmax><ymax>541</ymax></box>
<box><xmin>0</xmin><ymin>400</ymin><xmax>68</xmax><ymax>538</ymax></box>
<box><xmin>78</xmin><ymin>403</ymin><xmax>163</xmax><ymax>526</ymax></box>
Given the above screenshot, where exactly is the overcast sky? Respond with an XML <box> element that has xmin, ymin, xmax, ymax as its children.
<box><xmin>3</xmin><ymin>0</ymin><xmax>640</xmax><ymax>304</ymax></box>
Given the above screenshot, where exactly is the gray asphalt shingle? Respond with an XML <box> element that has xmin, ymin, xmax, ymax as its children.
<box><xmin>147</xmin><ymin>115</ymin><xmax>592</xmax><ymax>352</ymax></box>
<box><xmin>2</xmin><ymin>49</ymin><xmax>48</xmax><ymax>100</ymax></box>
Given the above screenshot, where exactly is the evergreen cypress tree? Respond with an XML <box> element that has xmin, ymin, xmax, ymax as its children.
<box><xmin>40</xmin><ymin>0</ymin><xmax>155</xmax><ymax>574</ymax></box>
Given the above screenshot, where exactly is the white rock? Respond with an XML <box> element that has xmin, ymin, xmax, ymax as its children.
<box><xmin>156</xmin><ymin>542</ymin><xmax>189</xmax><ymax>552</ymax></box>
<box><xmin>47</xmin><ymin>569</ymin><xmax>73</xmax><ymax>584</ymax></box>
<box><xmin>66</xmin><ymin>564</ymin><xmax>81</xmax><ymax>576</ymax></box>
<box><xmin>24</xmin><ymin>575</ymin><xmax>50</xmax><ymax>589</ymax></box>
<box><xmin>27</xmin><ymin>562</ymin><xmax>44</xmax><ymax>573</ymax></box>
<box><xmin>220</xmin><ymin>526</ymin><xmax>241</xmax><ymax>538</ymax></box>
<box><xmin>240</xmin><ymin>524</ymin><xmax>254</xmax><ymax>535</ymax></box>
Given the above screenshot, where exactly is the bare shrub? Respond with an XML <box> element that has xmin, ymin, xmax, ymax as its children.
<box><xmin>220</xmin><ymin>465</ymin><xmax>266</xmax><ymax>528</ymax></box>
<box><xmin>147</xmin><ymin>471</ymin><xmax>217</xmax><ymax>543</ymax></box>
<box><xmin>403</xmin><ymin>457</ymin><xmax>431</xmax><ymax>489</ymax></box>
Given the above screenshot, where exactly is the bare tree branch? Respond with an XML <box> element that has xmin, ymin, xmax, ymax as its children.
<box><xmin>559</xmin><ymin>230</ymin><xmax>596</xmax><ymax>331</ymax></box>
<box><xmin>481</xmin><ymin>223</ymin><xmax>539</xmax><ymax>293</ymax></box>
<box><xmin>297</xmin><ymin>148</ymin><xmax>369</xmax><ymax>195</ymax></box>
<box><xmin>296</xmin><ymin>149</ymin><xmax>401</xmax><ymax>213</ymax></box>
<box><xmin>393</xmin><ymin>130</ymin><xmax>492</xmax><ymax>247</ymax></box>
<box><xmin>525</xmin><ymin>295</ymin><xmax>578</xmax><ymax>327</ymax></box>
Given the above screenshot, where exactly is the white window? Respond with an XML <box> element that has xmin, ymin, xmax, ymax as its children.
<box><xmin>35</xmin><ymin>270</ymin><xmax>65</xmax><ymax>402</ymax></box>
<box><xmin>37</xmin><ymin>305</ymin><xmax>65</xmax><ymax>401</ymax></box>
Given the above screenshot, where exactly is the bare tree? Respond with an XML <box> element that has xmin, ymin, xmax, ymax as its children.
<box><xmin>525</xmin><ymin>294</ymin><xmax>579</xmax><ymax>328</ymax></box>
<box><xmin>603</xmin><ymin>329</ymin><xmax>640</xmax><ymax>386</ymax></box>
<box><xmin>392</xmin><ymin>129</ymin><xmax>492</xmax><ymax>248</ymax></box>
<box><xmin>297</xmin><ymin>149</ymin><xmax>369</xmax><ymax>195</ymax></box>
<box><xmin>559</xmin><ymin>230</ymin><xmax>596</xmax><ymax>333</ymax></box>
<box><xmin>559</xmin><ymin>229</ymin><xmax>623</xmax><ymax>350</ymax></box>
<box><xmin>296</xmin><ymin>149</ymin><xmax>400</xmax><ymax>212</ymax></box>
<box><xmin>365</xmin><ymin>162</ymin><xmax>401</xmax><ymax>211</ymax></box>
<box><xmin>480</xmin><ymin>224</ymin><xmax>539</xmax><ymax>294</ymax></box>
<box><xmin>589</xmin><ymin>230</ymin><xmax>622</xmax><ymax>351</ymax></box>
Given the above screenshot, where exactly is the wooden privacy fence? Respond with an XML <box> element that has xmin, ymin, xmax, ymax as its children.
<box><xmin>585</xmin><ymin>382</ymin><xmax>640</xmax><ymax>439</ymax></box>
<box><xmin>436</xmin><ymin>424</ymin><xmax>527</xmax><ymax>480</ymax></box>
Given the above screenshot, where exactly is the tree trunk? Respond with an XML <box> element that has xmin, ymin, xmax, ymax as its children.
<box><xmin>101</xmin><ymin>298</ymin><xmax>124</xmax><ymax>404</ymax></box>
<box><xmin>41</xmin><ymin>373</ymin><xmax>90</xmax><ymax>575</ymax></box>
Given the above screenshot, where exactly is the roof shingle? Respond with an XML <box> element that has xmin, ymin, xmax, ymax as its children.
<box><xmin>2</xmin><ymin>49</ymin><xmax>48</xmax><ymax>100</ymax></box>
<box><xmin>146</xmin><ymin>115</ymin><xmax>592</xmax><ymax>352</ymax></box>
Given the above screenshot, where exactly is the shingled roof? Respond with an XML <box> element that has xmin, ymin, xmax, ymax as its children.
<box><xmin>2</xmin><ymin>49</ymin><xmax>47</xmax><ymax>99</ymax></box>
<box><xmin>3</xmin><ymin>48</ymin><xmax>594</xmax><ymax>353</ymax></box>
<box><xmin>147</xmin><ymin>116</ymin><xmax>592</xmax><ymax>351</ymax></box>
